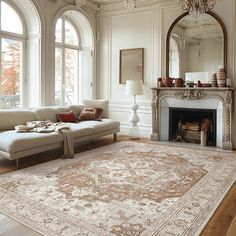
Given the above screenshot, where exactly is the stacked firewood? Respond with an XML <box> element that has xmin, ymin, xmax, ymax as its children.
<box><xmin>181</xmin><ymin>122</ymin><xmax>201</xmax><ymax>143</ymax></box>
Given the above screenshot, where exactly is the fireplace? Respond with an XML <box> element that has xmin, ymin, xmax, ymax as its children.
<box><xmin>151</xmin><ymin>88</ymin><xmax>233</xmax><ymax>150</ymax></box>
<box><xmin>169</xmin><ymin>108</ymin><xmax>216</xmax><ymax>146</ymax></box>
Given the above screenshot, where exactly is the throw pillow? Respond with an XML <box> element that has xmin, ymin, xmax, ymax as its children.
<box><xmin>78</xmin><ymin>107</ymin><xmax>103</xmax><ymax>121</ymax></box>
<box><xmin>57</xmin><ymin>111</ymin><xmax>77</xmax><ymax>123</ymax></box>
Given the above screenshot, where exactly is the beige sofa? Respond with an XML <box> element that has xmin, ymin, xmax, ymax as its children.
<box><xmin>0</xmin><ymin>100</ymin><xmax>120</xmax><ymax>167</ymax></box>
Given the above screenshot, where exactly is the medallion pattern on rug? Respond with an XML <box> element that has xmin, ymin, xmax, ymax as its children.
<box><xmin>0</xmin><ymin>141</ymin><xmax>236</xmax><ymax>236</ymax></box>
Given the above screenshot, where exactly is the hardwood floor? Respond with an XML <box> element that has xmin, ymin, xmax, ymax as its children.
<box><xmin>0</xmin><ymin>135</ymin><xmax>235</xmax><ymax>236</ymax></box>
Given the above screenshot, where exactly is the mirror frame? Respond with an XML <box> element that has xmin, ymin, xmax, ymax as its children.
<box><xmin>166</xmin><ymin>11</ymin><xmax>227</xmax><ymax>78</ymax></box>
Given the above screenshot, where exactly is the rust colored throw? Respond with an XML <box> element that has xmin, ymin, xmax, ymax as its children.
<box><xmin>0</xmin><ymin>141</ymin><xmax>235</xmax><ymax>235</ymax></box>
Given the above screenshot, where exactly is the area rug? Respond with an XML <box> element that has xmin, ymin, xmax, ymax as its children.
<box><xmin>0</xmin><ymin>141</ymin><xmax>236</xmax><ymax>236</ymax></box>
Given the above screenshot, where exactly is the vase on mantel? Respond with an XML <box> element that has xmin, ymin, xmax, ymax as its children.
<box><xmin>217</xmin><ymin>68</ymin><xmax>226</xmax><ymax>87</ymax></box>
<box><xmin>211</xmin><ymin>73</ymin><xmax>217</xmax><ymax>87</ymax></box>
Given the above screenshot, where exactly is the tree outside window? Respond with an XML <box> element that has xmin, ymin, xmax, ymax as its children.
<box><xmin>0</xmin><ymin>1</ymin><xmax>24</xmax><ymax>109</ymax></box>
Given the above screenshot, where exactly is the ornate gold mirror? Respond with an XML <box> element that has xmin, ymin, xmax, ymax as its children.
<box><xmin>166</xmin><ymin>11</ymin><xmax>227</xmax><ymax>82</ymax></box>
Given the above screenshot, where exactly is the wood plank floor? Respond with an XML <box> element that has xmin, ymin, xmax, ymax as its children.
<box><xmin>0</xmin><ymin>135</ymin><xmax>235</xmax><ymax>236</ymax></box>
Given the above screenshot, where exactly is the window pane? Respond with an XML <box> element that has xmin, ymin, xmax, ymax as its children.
<box><xmin>65</xmin><ymin>49</ymin><xmax>77</xmax><ymax>105</ymax></box>
<box><xmin>1</xmin><ymin>1</ymin><xmax>23</xmax><ymax>34</ymax></box>
<box><xmin>55</xmin><ymin>18</ymin><xmax>62</xmax><ymax>43</ymax></box>
<box><xmin>1</xmin><ymin>38</ymin><xmax>22</xmax><ymax>108</ymax></box>
<box><xmin>55</xmin><ymin>48</ymin><xmax>62</xmax><ymax>105</ymax></box>
<box><xmin>65</xmin><ymin>20</ymin><xmax>78</xmax><ymax>45</ymax></box>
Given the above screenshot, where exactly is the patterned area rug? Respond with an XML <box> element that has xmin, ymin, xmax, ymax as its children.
<box><xmin>0</xmin><ymin>141</ymin><xmax>236</xmax><ymax>236</ymax></box>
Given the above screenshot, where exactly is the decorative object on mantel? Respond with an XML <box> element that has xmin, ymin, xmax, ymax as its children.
<box><xmin>226</xmin><ymin>78</ymin><xmax>231</xmax><ymax>87</ymax></box>
<box><xmin>174</xmin><ymin>78</ymin><xmax>183</xmax><ymax>87</ymax></box>
<box><xmin>217</xmin><ymin>67</ymin><xmax>226</xmax><ymax>87</ymax></box>
<box><xmin>186</xmin><ymin>81</ymin><xmax>195</xmax><ymax>88</ymax></box>
<box><xmin>157</xmin><ymin>78</ymin><xmax>164</xmax><ymax>87</ymax></box>
<box><xmin>179</xmin><ymin>0</ymin><xmax>216</xmax><ymax>18</ymax></box>
<box><xmin>126</xmin><ymin>80</ymin><xmax>143</xmax><ymax>140</ymax></box>
<box><xmin>162</xmin><ymin>77</ymin><xmax>174</xmax><ymax>87</ymax></box>
<box><xmin>197</xmin><ymin>80</ymin><xmax>202</xmax><ymax>87</ymax></box>
<box><xmin>201</xmin><ymin>83</ymin><xmax>212</xmax><ymax>87</ymax></box>
<box><xmin>211</xmin><ymin>73</ymin><xmax>218</xmax><ymax>87</ymax></box>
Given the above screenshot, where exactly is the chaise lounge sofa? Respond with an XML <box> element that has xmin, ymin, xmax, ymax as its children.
<box><xmin>0</xmin><ymin>100</ymin><xmax>120</xmax><ymax>167</ymax></box>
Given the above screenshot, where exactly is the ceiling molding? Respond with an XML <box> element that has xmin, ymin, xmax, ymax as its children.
<box><xmin>96</xmin><ymin>0</ymin><xmax>176</xmax><ymax>16</ymax></box>
<box><xmin>47</xmin><ymin>0</ymin><xmax>97</xmax><ymax>13</ymax></box>
<box><xmin>123</xmin><ymin>0</ymin><xmax>136</xmax><ymax>10</ymax></box>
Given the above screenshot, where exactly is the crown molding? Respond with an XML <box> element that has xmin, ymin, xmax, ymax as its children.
<box><xmin>96</xmin><ymin>0</ymin><xmax>176</xmax><ymax>16</ymax></box>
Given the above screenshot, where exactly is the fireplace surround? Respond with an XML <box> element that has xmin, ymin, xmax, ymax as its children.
<box><xmin>151</xmin><ymin>87</ymin><xmax>234</xmax><ymax>150</ymax></box>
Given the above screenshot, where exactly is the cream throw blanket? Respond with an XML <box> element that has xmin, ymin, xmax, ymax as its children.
<box><xmin>15</xmin><ymin>120</ymin><xmax>74</xmax><ymax>158</ymax></box>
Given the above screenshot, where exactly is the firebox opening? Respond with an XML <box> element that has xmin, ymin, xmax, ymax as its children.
<box><xmin>169</xmin><ymin>108</ymin><xmax>217</xmax><ymax>146</ymax></box>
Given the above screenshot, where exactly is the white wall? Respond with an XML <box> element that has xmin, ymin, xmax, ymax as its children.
<box><xmin>98</xmin><ymin>8</ymin><xmax>155</xmax><ymax>136</ymax></box>
<box><xmin>97</xmin><ymin>0</ymin><xmax>236</xmax><ymax>147</ymax></box>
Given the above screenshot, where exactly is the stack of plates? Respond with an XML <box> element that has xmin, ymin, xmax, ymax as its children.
<box><xmin>211</xmin><ymin>73</ymin><xmax>217</xmax><ymax>87</ymax></box>
<box><xmin>217</xmin><ymin>68</ymin><xmax>226</xmax><ymax>87</ymax></box>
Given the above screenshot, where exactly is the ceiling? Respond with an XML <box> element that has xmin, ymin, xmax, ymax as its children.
<box><xmin>177</xmin><ymin>14</ymin><xmax>219</xmax><ymax>29</ymax></box>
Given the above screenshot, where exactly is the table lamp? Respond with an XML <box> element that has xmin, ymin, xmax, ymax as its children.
<box><xmin>125</xmin><ymin>80</ymin><xmax>143</xmax><ymax>140</ymax></box>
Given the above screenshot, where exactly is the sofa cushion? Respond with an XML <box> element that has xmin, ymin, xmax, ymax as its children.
<box><xmin>0</xmin><ymin>110</ymin><xmax>35</xmax><ymax>131</ymax></box>
<box><xmin>57</xmin><ymin>111</ymin><xmax>77</xmax><ymax>123</ymax></box>
<box><xmin>83</xmin><ymin>100</ymin><xmax>109</xmax><ymax>118</ymax></box>
<box><xmin>32</xmin><ymin>107</ymin><xmax>69</xmax><ymax>122</ymax></box>
<box><xmin>0</xmin><ymin>130</ymin><xmax>64</xmax><ymax>154</ymax></box>
<box><xmin>80</xmin><ymin>119</ymin><xmax>120</xmax><ymax>133</ymax></box>
<box><xmin>78</xmin><ymin>107</ymin><xmax>103</xmax><ymax>121</ymax></box>
<box><xmin>69</xmin><ymin>123</ymin><xmax>94</xmax><ymax>138</ymax></box>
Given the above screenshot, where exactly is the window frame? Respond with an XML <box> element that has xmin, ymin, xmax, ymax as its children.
<box><xmin>0</xmin><ymin>0</ymin><xmax>26</xmax><ymax>109</ymax></box>
<box><xmin>55</xmin><ymin>15</ymin><xmax>80</xmax><ymax>106</ymax></box>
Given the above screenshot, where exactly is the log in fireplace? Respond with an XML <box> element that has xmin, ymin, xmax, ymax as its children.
<box><xmin>169</xmin><ymin>108</ymin><xmax>216</xmax><ymax>146</ymax></box>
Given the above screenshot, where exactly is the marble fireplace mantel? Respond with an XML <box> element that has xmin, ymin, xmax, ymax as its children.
<box><xmin>151</xmin><ymin>87</ymin><xmax>234</xmax><ymax>150</ymax></box>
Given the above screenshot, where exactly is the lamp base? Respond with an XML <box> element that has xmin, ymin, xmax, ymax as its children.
<box><xmin>129</xmin><ymin>126</ymin><xmax>140</xmax><ymax>140</ymax></box>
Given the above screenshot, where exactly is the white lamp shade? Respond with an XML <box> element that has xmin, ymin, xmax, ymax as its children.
<box><xmin>125</xmin><ymin>80</ymin><xmax>143</xmax><ymax>96</ymax></box>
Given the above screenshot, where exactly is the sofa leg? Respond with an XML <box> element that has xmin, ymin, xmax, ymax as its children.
<box><xmin>113</xmin><ymin>133</ymin><xmax>117</xmax><ymax>141</ymax></box>
<box><xmin>16</xmin><ymin>158</ymin><xmax>19</xmax><ymax>169</ymax></box>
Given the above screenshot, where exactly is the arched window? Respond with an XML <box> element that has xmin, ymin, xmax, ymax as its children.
<box><xmin>54</xmin><ymin>10</ymin><xmax>94</xmax><ymax>106</ymax></box>
<box><xmin>170</xmin><ymin>37</ymin><xmax>180</xmax><ymax>78</ymax></box>
<box><xmin>0</xmin><ymin>0</ymin><xmax>24</xmax><ymax>108</ymax></box>
<box><xmin>55</xmin><ymin>16</ymin><xmax>80</xmax><ymax>106</ymax></box>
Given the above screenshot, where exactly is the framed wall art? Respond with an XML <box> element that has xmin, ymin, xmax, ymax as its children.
<box><xmin>119</xmin><ymin>48</ymin><xmax>144</xmax><ymax>84</ymax></box>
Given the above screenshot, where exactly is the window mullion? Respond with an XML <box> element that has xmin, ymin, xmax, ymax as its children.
<box><xmin>0</xmin><ymin>1</ymin><xmax>1</xmax><ymax>104</ymax></box>
<box><xmin>0</xmin><ymin>38</ymin><xmax>2</xmax><ymax>100</ymax></box>
<box><xmin>75</xmin><ymin>50</ymin><xmax>79</xmax><ymax>103</ymax></box>
<box><xmin>21</xmin><ymin>38</ymin><xmax>26</xmax><ymax>107</ymax></box>
<box><xmin>0</xmin><ymin>0</ymin><xmax>1</xmax><ymax>32</ymax></box>
<box><xmin>62</xmin><ymin>18</ymin><xmax>65</xmax><ymax>105</ymax></box>
<box><xmin>63</xmin><ymin>44</ymin><xmax>80</xmax><ymax>50</ymax></box>
<box><xmin>0</xmin><ymin>31</ymin><xmax>25</xmax><ymax>41</ymax></box>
